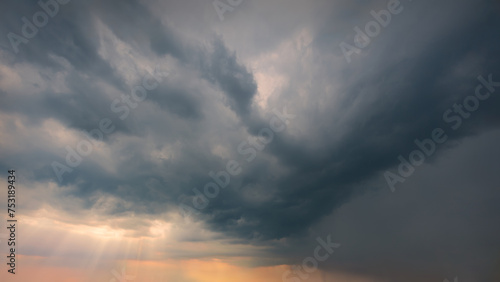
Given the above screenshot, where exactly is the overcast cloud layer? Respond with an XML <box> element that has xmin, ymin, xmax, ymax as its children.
<box><xmin>1</xmin><ymin>0</ymin><xmax>500</xmax><ymax>281</ymax></box>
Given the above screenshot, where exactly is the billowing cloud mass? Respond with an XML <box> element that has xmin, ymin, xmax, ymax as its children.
<box><xmin>0</xmin><ymin>0</ymin><xmax>499</xmax><ymax>281</ymax></box>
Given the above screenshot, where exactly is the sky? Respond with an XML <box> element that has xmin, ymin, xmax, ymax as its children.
<box><xmin>0</xmin><ymin>0</ymin><xmax>500</xmax><ymax>281</ymax></box>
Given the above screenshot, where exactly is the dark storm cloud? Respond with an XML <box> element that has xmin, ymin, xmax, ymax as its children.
<box><xmin>193</xmin><ymin>0</ymin><xmax>500</xmax><ymax>241</ymax></box>
<box><xmin>0</xmin><ymin>0</ymin><xmax>497</xmax><ymax>233</ymax></box>
<box><xmin>197</xmin><ymin>37</ymin><xmax>258</xmax><ymax>115</ymax></box>
<box><xmin>0</xmin><ymin>0</ymin><xmax>127</xmax><ymax>90</ymax></box>
<box><xmin>273</xmin><ymin>129</ymin><xmax>500</xmax><ymax>281</ymax></box>
<box><xmin>1</xmin><ymin>0</ymin><xmax>500</xmax><ymax>280</ymax></box>
<box><xmin>148</xmin><ymin>84</ymin><xmax>203</xmax><ymax>120</ymax></box>
<box><xmin>91</xmin><ymin>0</ymin><xmax>187</xmax><ymax>60</ymax></box>
<box><xmin>0</xmin><ymin>0</ymin><xmax>257</xmax><ymax>126</ymax></box>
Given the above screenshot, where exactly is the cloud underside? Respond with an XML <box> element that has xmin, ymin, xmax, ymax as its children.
<box><xmin>0</xmin><ymin>0</ymin><xmax>500</xmax><ymax>280</ymax></box>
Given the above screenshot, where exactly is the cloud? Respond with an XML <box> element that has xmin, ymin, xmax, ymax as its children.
<box><xmin>0</xmin><ymin>0</ymin><xmax>499</xmax><ymax>281</ymax></box>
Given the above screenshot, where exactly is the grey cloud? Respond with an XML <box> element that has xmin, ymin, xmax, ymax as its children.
<box><xmin>0</xmin><ymin>0</ymin><xmax>499</xmax><ymax>281</ymax></box>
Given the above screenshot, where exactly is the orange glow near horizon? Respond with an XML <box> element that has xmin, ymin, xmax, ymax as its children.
<box><xmin>0</xmin><ymin>210</ymin><xmax>376</xmax><ymax>282</ymax></box>
<box><xmin>0</xmin><ymin>255</ymin><xmax>377</xmax><ymax>282</ymax></box>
